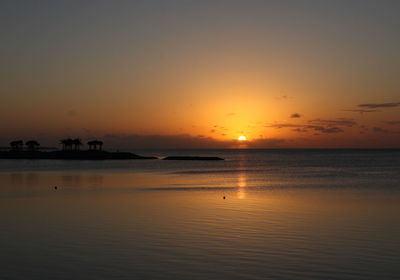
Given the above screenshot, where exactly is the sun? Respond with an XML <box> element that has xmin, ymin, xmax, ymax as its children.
<box><xmin>237</xmin><ymin>135</ymin><xmax>247</xmax><ymax>141</ymax></box>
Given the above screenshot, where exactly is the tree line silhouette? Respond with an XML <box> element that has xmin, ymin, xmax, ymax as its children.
<box><xmin>60</xmin><ymin>138</ymin><xmax>103</xmax><ymax>151</ymax></box>
<box><xmin>10</xmin><ymin>140</ymin><xmax>39</xmax><ymax>151</ymax></box>
<box><xmin>9</xmin><ymin>139</ymin><xmax>103</xmax><ymax>152</ymax></box>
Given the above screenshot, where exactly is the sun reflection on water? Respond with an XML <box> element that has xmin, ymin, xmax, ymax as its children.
<box><xmin>237</xmin><ymin>153</ymin><xmax>247</xmax><ymax>199</ymax></box>
<box><xmin>237</xmin><ymin>172</ymin><xmax>247</xmax><ymax>199</ymax></box>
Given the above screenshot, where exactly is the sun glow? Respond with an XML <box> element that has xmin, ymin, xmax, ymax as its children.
<box><xmin>237</xmin><ymin>135</ymin><xmax>247</xmax><ymax>141</ymax></box>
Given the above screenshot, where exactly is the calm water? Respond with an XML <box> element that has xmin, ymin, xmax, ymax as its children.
<box><xmin>1</xmin><ymin>149</ymin><xmax>400</xmax><ymax>279</ymax></box>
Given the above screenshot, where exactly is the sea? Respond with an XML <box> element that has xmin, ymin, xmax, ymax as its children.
<box><xmin>1</xmin><ymin>149</ymin><xmax>399</xmax><ymax>280</ymax></box>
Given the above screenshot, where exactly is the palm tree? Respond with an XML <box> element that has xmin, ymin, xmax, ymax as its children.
<box><xmin>72</xmin><ymin>138</ymin><xmax>82</xmax><ymax>151</ymax></box>
<box><xmin>26</xmin><ymin>140</ymin><xmax>40</xmax><ymax>151</ymax></box>
<box><xmin>60</xmin><ymin>139</ymin><xmax>65</xmax><ymax>150</ymax></box>
<box><xmin>60</xmin><ymin>139</ymin><xmax>67</xmax><ymax>151</ymax></box>
<box><xmin>96</xmin><ymin>140</ymin><xmax>103</xmax><ymax>151</ymax></box>
<box><xmin>60</xmin><ymin>138</ymin><xmax>73</xmax><ymax>151</ymax></box>
<box><xmin>10</xmin><ymin>140</ymin><xmax>23</xmax><ymax>151</ymax></box>
<box><xmin>87</xmin><ymin>140</ymin><xmax>104</xmax><ymax>151</ymax></box>
<box><xmin>87</xmin><ymin>140</ymin><xmax>95</xmax><ymax>150</ymax></box>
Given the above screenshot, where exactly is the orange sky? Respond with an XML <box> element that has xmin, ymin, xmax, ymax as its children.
<box><xmin>1</xmin><ymin>1</ymin><xmax>399</xmax><ymax>148</ymax></box>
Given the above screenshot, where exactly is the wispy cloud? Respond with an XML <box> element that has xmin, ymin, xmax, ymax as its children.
<box><xmin>343</xmin><ymin>109</ymin><xmax>380</xmax><ymax>114</ymax></box>
<box><xmin>266</xmin><ymin>123</ymin><xmax>303</xmax><ymax>129</ymax></box>
<box><xmin>266</xmin><ymin>123</ymin><xmax>343</xmax><ymax>134</ymax></box>
<box><xmin>275</xmin><ymin>95</ymin><xmax>291</xmax><ymax>100</ymax></box>
<box><xmin>266</xmin><ymin>118</ymin><xmax>356</xmax><ymax>134</ymax></box>
<box><xmin>385</xmin><ymin>121</ymin><xmax>400</xmax><ymax>125</ymax></box>
<box><xmin>358</xmin><ymin>102</ymin><xmax>400</xmax><ymax>109</ymax></box>
<box><xmin>308</xmin><ymin>118</ymin><xmax>356</xmax><ymax>127</ymax></box>
<box><xmin>312</xmin><ymin>127</ymin><xmax>343</xmax><ymax>134</ymax></box>
<box><xmin>372</xmin><ymin>126</ymin><xmax>400</xmax><ymax>134</ymax></box>
<box><xmin>344</xmin><ymin>102</ymin><xmax>400</xmax><ymax>114</ymax></box>
<box><xmin>373</xmin><ymin>127</ymin><xmax>392</xmax><ymax>134</ymax></box>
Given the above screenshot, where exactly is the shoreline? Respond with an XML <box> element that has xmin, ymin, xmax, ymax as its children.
<box><xmin>0</xmin><ymin>150</ymin><xmax>157</xmax><ymax>160</ymax></box>
<box><xmin>0</xmin><ymin>151</ymin><xmax>224</xmax><ymax>161</ymax></box>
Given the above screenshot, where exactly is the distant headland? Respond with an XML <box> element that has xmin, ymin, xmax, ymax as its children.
<box><xmin>1</xmin><ymin>138</ymin><xmax>156</xmax><ymax>160</ymax></box>
<box><xmin>163</xmin><ymin>156</ymin><xmax>224</xmax><ymax>161</ymax></box>
<box><xmin>0</xmin><ymin>138</ymin><xmax>224</xmax><ymax>160</ymax></box>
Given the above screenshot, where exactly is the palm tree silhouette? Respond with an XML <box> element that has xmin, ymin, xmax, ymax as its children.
<box><xmin>60</xmin><ymin>138</ymin><xmax>74</xmax><ymax>151</ymax></box>
<box><xmin>72</xmin><ymin>138</ymin><xmax>82</xmax><ymax>151</ymax></box>
<box><xmin>26</xmin><ymin>140</ymin><xmax>40</xmax><ymax>151</ymax></box>
<box><xmin>87</xmin><ymin>140</ymin><xmax>103</xmax><ymax>151</ymax></box>
<box><xmin>10</xmin><ymin>140</ymin><xmax>23</xmax><ymax>151</ymax></box>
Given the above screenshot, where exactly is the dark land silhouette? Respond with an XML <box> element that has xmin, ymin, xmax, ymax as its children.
<box><xmin>0</xmin><ymin>139</ymin><xmax>224</xmax><ymax>160</ymax></box>
<box><xmin>1</xmin><ymin>139</ymin><xmax>156</xmax><ymax>160</ymax></box>
<box><xmin>163</xmin><ymin>156</ymin><xmax>224</xmax><ymax>161</ymax></box>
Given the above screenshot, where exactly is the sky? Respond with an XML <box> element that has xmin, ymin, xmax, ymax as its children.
<box><xmin>1</xmin><ymin>0</ymin><xmax>399</xmax><ymax>148</ymax></box>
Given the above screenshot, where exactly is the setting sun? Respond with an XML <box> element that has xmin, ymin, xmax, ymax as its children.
<box><xmin>238</xmin><ymin>136</ymin><xmax>247</xmax><ymax>141</ymax></box>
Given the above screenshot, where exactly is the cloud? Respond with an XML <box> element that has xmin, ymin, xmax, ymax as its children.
<box><xmin>344</xmin><ymin>102</ymin><xmax>400</xmax><ymax>114</ymax></box>
<box><xmin>372</xmin><ymin>127</ymin><xmax>400</xmax><ymax>134</ymax></box>
<box><xmin>290</xmin><ymin>113</ymin><xmax>301</xmax><ymax>118</ymax></box>
<box><xmin>266</xmin><ymin>123</ymin><xmax>303</xmax><ymax>129</ymax></box>
<box><xmin>308</xmin><ymin>118</ymin><xmax>356</xmax><ymax>127</ymax></box>
<box><xmin>275</xmin><ymin>95</ymin><xmax>292</xmax><ymax>100</ymax></box>
<box><xmin>385</xmin><ymin>121</ymin><xmax>400</xmax><ymax>125</ymax></box>
<box><xmin>358</xmin><ymin>102</ymin><xmax>400</xmax><ymax>109</ymax></box>
<box><xmin>266</xmin><ymin>118</ymin><xmax>355</xmax><ymax>134</ymax></box>
<box><xmin>266</xmin><ymin>123</ymin><xmax>344</xmax><ymax>134</ymax></box>
<box><xmin>343</xmin><ymin>109</ymin><xmax>381</xmax><ymax>114</ymax></box>
<box><xmin>313</xmin><ymin>126</ymin><xmax>343</xmax><ymax>133</ymax></box>
<box><xmin>212</xmin><ymin>125</ymin><xmax>228</xmax><ymax>131</ymax></box>
<box><xmin>373</xmin><ymin>127</ymin><xmax>391</xmax><ymax>133</ymax></box>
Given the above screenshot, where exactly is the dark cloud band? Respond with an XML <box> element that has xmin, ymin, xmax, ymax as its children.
<box><xmin>358</xmin><ymin>102</ymin><xmax>400</xmax><ymax>109</ymax></box>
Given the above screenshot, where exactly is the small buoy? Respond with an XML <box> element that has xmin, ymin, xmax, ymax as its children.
<box><xmin>223</xmin><ymin>196</ymin><xmax>226</xmax><ymax>199</ymax></box>
<box><xmin>54</xmin><ymin>186</ymin><xmax>58</xmax><ymax>190</ymax></box>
